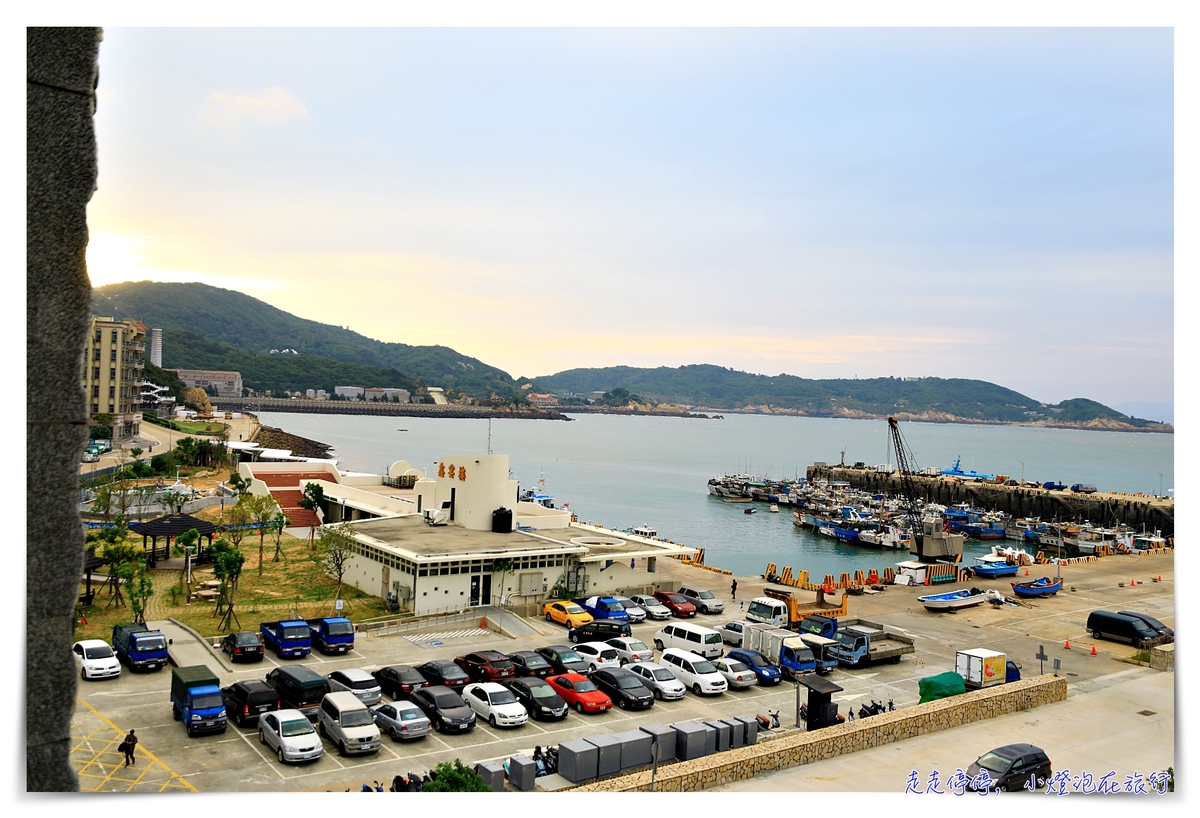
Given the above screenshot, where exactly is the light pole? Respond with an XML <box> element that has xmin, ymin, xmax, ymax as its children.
<box><xmin>1158</xmin><ymin>473</ymin><xmax>1164</xmax><ymax>497</ymax></box>
<box><xmin>1020</xmin><ymin>461</ymin><xmax>1025</xmax><ymax>485</ymax></box>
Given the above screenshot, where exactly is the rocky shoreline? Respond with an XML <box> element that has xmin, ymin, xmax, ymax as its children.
<box><xmin>252</xmin><ymin>425</ymin><xmax>335</xmax><ymax>459</ymax></box>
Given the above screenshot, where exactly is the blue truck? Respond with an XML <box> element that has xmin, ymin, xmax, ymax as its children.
<box><xmin>831</xmin><ymin>619</ymin><xmax>916</xmax><ymax>668</ymax></box>
<box><xmin>744</xmin><ymin>622</ymin><xmax>817</xmax><ymax>679</ymax></box>
<box><xmin>260</xmin><ymin>620</ymin><xmax>312</xmax><ymax>658</ymax></box>
<box><xmin>171</xmin><ymin>665</ymin><xmax>227</xmax><ymax>737</ymax></box>
<box><xmin>572</xmin><ymin>595</ymin><xmax>630</xmax><ymax>622</ymax></box>
<box><xmin>797</xmin><ymin>614</ymin><xmax>838</xmax><ymax>639</ymax></box>
<box><xmin>308</xmin><ymin>617</ymin><xmax>355</xmax><ymax>654</ymax></box>
<box><xmin>112</xmin><ymin>623</ymin><xmax>169</xmax><ymax>672</ymax></box>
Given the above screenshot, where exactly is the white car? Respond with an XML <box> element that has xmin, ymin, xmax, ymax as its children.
<box><xmin>712</xmin><ymin>658</ymin><xmax>758</xmax><ymax>689</ymax></box>
<box><xmin>325</xmin><ymin>668</ymin><xmax>383</xmax><ymax>707</ymax></box>
<box><xmin>626</xmin><ymin>661</ymin><xmax>686</xmax><ymax>700</ymax></box>
<box><xmin>463</xmin><ymin>683</ymin><xmax>529</xmax><ymax>728</ymax></box>
<box><xmin>574</xmin><ymin>642</ymin><xmax>622</xmax><ymax>672</ymax></box>
<box><xmin>660</xmin><ymin>648</ymin><xmax>727</xmax><ymax>695</ymax></box>
<box><xmin>606</xmin><ymin>636</ymin><xmax>654</xmax><ymax>665</ymax></box>
<box><xmin>73</xmin><ymin>639</ymin><xmax>120</xmax><ymax>680</ymax></box>
<box><xmin>613</xmin><ymin>595</ymin><xmax>647</xmax><ymax>623</ymax></box>
<box><xmin>258</xmin><ymin>709</ymin><xmax>324</xmax><ymax>764</ymax></box>
<box><xmin>629</xmin><ymin>594</ymin><xmax>672</xmax><ymax>620</ymax></box>
<box><xmin>715</xmin><ymin>621</ymin><xmax>750</xmax><ymax>647</ymax></box>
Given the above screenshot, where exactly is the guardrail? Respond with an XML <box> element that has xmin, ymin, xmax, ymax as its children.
<box><xmin>359</xmin><ymin>607</ymin><xmax>487</xmax><ymax>637</ymax></box>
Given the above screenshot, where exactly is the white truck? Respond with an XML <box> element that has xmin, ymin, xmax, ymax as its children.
<box><xmin>955</xmin><ymin>648</ymin><xmax>1007</xmax><ymax>689</ymax></box>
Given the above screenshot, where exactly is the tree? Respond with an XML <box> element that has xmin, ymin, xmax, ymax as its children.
<box><xmin>228</xmin><ymin>471</ymin><xmax>251</xmax><ymax>497</ymax></box>
<box><xmin>219</xmin><ymin>499</ymin><xmax>253</xmax><ymax>551</ymax></box>
<box><xmin>175</xmin><ymin>527</ymin><xmax>201</xmax><ymax>591</ymax></box>
<box><xmin>491</xmin><ymin>558</ymin><xmax>516</xmax><ymax>606</ymax></box>
<box><xmin>315</xmin><ymin>523</ymin><xmax>356</xmax><ymax>607</ymax></box>
<box><xmin>99</xmin><ymin>537</ymin><xmax>139</xmax><ymax>609</ymax></box>
<box><xmin>270</xmin><ymin>510</ymin><xmax>290</xmax><ymax>562</ymax></box>
<box><xmin>298</xmin><ymin>482</ymin><xmax>326</xmax><ymax>550</ymax></box>
<box><xmin>118</xmin><ymin>557</ymin><xmax>154</xmax><ymax>625</ymax></box>
<box><xmin>419</xmin><ymin>759</ymin><xmax>492</xmax><ymax>792</ymax></box>
<box><xmin>210</xmin><ymin>537</ymin><xmax>246</xmax><ymax>628</ymax></box>
<box><xmin>247</xmin><ymin>494</ymin><xmax>279</xmax><ymax>577</ymax></box>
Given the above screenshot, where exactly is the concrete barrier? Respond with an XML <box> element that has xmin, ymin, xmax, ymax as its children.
<box><xmin>1150</xmin><ymin>643</ymin><xmax>1174</xmax><ymax>672</ymax></box>
<box><xmin>571</xmin><ymin>673</ymin><xmax>1067</xmax><ymax>792</ymax></box>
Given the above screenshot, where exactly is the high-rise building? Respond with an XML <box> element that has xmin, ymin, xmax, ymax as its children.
<box><xmin>82</xmin><ymin>316</ymin><xmax>145</xmax><ymax>440</ymax></box>
<box><xmin>149</xmin><ymin>327</ymin><xmax>162</xmax><ymax>367</ymax></box>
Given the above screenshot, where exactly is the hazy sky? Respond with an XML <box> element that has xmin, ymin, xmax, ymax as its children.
<box><xmin>86</xmin><ymin>27</ymin><xmax>1173</xmax><ymax>409</ymax></box>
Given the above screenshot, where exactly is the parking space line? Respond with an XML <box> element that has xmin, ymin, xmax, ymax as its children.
<box><xmin>232</xmin><ymin>725</ymin><xmax>286</xmax><ymax>780</ymax></box>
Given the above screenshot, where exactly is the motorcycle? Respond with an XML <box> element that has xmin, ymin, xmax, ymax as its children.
<box><xmin>756</xmin><ymin>708</ymin><xmax>781</xmax><ymax>730</ymax></box>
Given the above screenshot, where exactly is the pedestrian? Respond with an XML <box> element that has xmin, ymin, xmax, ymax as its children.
<box><xmin>630</xmin><ymin>558</ymin><xmax>636</xmax><ymax>569</ymax></box>
<box><xmin>730</xmin><ymin>578</ymin><xmax>738</xmax><ymax>600</ymax></box>
<box><xmin>121</xmin><ymin>729</ymin><xmax>138</xmax><ymax>767</ymax></box>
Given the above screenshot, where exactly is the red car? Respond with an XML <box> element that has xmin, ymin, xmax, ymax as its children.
<box><xmin>653</xmin><ymin>590</ymin><xmax>697</xmax><ymax>618</ymax></box>
<box><xmin>546</xmin><ymin>673</ymin><xmax>613</xmax><ymax>714</ymax></box>
<box><xmin>454</xmin><ymin>651</ymin><xmax>517</xmax><ymax>682</ymax></box>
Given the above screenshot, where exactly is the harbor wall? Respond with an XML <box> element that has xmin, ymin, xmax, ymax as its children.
<box><xmin>216</xmin><ymin>398</ymin><xmax>565</xmax><ymax>420</ymax></box>
<box><xmin>807</xmin><ymin>466</ymin><xmax>1174</xmax><ymax>538</ymax></box>
<box><xmin>571</xmin><ymin>673</ymin><xmax>1068</xmax><ymax>792</ymax></box>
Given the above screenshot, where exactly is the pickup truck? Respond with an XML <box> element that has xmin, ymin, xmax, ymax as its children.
<box><xmin>572</xmin><ymin>596</ymin><xmax>630</xmax><ymax>622</ymax></box>
<box><xmin>1042</xmin><ymin>481</ymin><xmax>1066</xmax><ymax>491</ymax></box>
<box><xmin>308</xmin><ymin>617</ymin><xmax>355</xmax><ymax>654</ymax></box>
<box><xmin>1071</xmin><ymin>483</ymin><xmax>1098</xmax><ymax>494</ymax></box>
<box><xmin>742</xmin><ymin>622</ymin><xmax>817</xmax><ymax>679</ymax></box>
<box><xmin>260</xmin><ymin>620</ymin><xmax>312</xmax><ymax>659</ymax></box>
<box><xmin>171</xmin><ymin>665</ymin><xmax>227</xmax><ymax>737</ymax></box>
<box><xmin>112</xmin><ymin>623</ymin><xmax>169</xmax><ymax>672</ymax></box>
<box><xmin>831</xmin><ymin>618</ymin><xmax>915</xmax><ymax>668</ymax></box>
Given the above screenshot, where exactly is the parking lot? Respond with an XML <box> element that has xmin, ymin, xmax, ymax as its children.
<box><xmin>72</xmin><ymin>549</ymin><xmax>1173</xmax><ymax>791</ymax></box>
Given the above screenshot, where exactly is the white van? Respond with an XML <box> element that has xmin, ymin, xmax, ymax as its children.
<box><xmin>660</xmin><ymin>648</ymin><xmax>727</xmax><ymax>695</ymax></box>
<box><xmin>653</xmin><ymin>622</ymin><xmax>724</xmax><ymax>658</ymax></box>
<box><xmin>318</xmin><ymin>691</ymin><xmax>382</xmax><ymax>756</ymax></box>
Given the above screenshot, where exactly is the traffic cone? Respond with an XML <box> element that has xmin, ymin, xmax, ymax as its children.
<box><xmin>1025</xmin><ymin>568</ymin><xmax>1030</xmax><ymax>576</ymax></box>
<box><xmin>1158</xmin><ymin>575</ymin><xmax>1162</xmax><ymax>582</ymax></box>
<box><xmin>481</xmin><ymin>616</ymin><xmax>487</xmax><ymax>629</ymax></box>
<box><xmin>1131</xmin><ymin>578</ymin><xmax>1136</xmax><ymax>586</ymax></box>
<box><xmin>1064</xmin><ymin>639</ymin><xmax>1071</xmax><ymax>649</ymax></box>
<box><xmin>1091</xmin><ymin>645</ymin><xmax>1097</xmax><ymax>655</ymax></box>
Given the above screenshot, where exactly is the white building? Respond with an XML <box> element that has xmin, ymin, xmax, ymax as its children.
<box><xmin>335</xmin><ymin>386</ymin><xmax>364</xmax><ymax>399</ymax></box>
<box><xmin>149</xmin><ymin>327</ymin><xmax>162</xmax><ymax>367</ymax></box>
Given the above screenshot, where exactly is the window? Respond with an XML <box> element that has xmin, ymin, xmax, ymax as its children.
<box><xmin>92</xmin><ymin>349</ymin><xmax>100</xmax><ymax>361</ymax></box>
<box><xmin>108</xmin><ymin>386</ymin><xmax>115</xmax><ymax>398</ymax></box>
<box><xmin>110</xmin><ymin>368</ymin><xmax>116</xmax><ymax>380</ymax></box>
<box><xmin>92</xmin><ymin>367</ymin><xmax>99</xmax><ymax>379</ymax></box>
<box><xmin>92</xmin><ymin>385</ymin><xmax>99</xmax><ymax>398</ymax></box>
<box><xmin>111</xmin><ymin>330</ymin><xmax>118</xmax><ymax>342</ymax></box>
<box><xmin>110</xmin><ymin>349</ymin><xmax>116</xmax><ymax>361</ymax></box>
<box><xmin>91</xmin><ymin>404</ymin><xmax>98</xmax><ymax>414</ymax></box>
<box><xmin>94</xmin><ymin>330</ymin><xmax>101</xmax><ymax>342</ymax></box>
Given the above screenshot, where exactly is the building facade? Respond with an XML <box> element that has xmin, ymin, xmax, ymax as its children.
<box><xmin>82</xmin><ymin>316</ymin><xmax>145</xmax><ymax>440</ymax></box>
<box><xmin>149</xmin><ymin>326</ymin><xmax>162</xmax><ymax>367</ymax></box>
<box><xmin>168</xmin><ymin>368</ymin><xmax>244</xmax><ymax>399</ymax></box>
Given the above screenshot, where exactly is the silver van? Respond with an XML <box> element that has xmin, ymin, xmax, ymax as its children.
<box><xmin>318</xmin><ymin>691</ymin><xmax>382</xmax><ymax>756</ymax></box>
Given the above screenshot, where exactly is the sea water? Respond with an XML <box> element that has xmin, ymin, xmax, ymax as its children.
<box><xmin>255</xmin><ymin>412</ymin><xmax>1173</xmax><ymax>580</ymax></box>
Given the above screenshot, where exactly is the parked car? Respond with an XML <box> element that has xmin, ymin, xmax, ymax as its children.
<box><xmin>628</xmin><ymin>594</ymin><xmax>673</xmax><ymax>620</ymax></box>
<box><xmin>258</xmin><ymin>709</ymin><xmax>324</xmax><ymax>764</ymax></box>
<box><xmin>221</xmin><ymin>631</ymin><xmax>265</xmax><ymax>663</ymax></box>
<box><xmin>547</xmin><ymin>673</ymin><xmax>613</xmax><ymax>714</ymax></box>
<box><xmin>454</xmin><ymin>650</ymin><xmax>517</xmax><ymax>682</ymax></box>
<box><xmin>568</xmin><ymin>620</ymin><xmax>632</xmax><ymax>643</ymax></box>
<box><xmin>371</xmin><ymin>665</ymin><xmax>428</xmax><ymax>700</ymax></box>
<box><xmin>265</xmin><ymin>666</ymin><xmax>331</xmax><ymax>721</ymax></box>
<box><xmin>725</xmin><ymin>648</ymin><xmax>784</xmax><ymax>686</ymax></box>
<box><xmin>677</xmin><ymin>585</ymin><xmax>725</xmax><ymax>615</ymax></box>
<box><xmin>535</xmin><ymin>645</ymin><xmax>591</xmax><ymax>675</ymax></box>
<box><xmin>653</xmin><ymin>621</ymin><xmax>724</xmax><ymax>658</ymax></box>
<box><xmin>605</xmin><ymin>636</ymin><xmax>654</xmax><ymax>665</ymax></box>
<box><xmin>318</xmin><ymin>691</ymin><xmax>382</xmax><ymax>756</ymax></box>
<box><xmin>660</xmin><ymin>648</ymin><xmax>727</xmax><ymax>695</ymax></box>
<box><xmin>506</xmin><ymin>650</ymin><xmax>554</xmax><ymax>679</ymax></box>
<box><xmin>463</xmin><ymin>682</ymin><xmax>529</xmax><ymax>728</ymax></box>
<box><xmin>591</xmin><ymin>667</ymin><xmax>655</xmax><ymax>710</ymax></box>
<box><xmin>966</xmin><ymin>743</ymin><xmax>1052</xmax><ymax>791</ymax></box>
<box><xmin>82</xmin><ymin>451</ymin><xmax>100</xmax><ymax>463</ymax></box>
<box><xmin>410</xmin><ymin>686</ymin><xmax>477</xmax><ymax>734</ymax></box>
<box><xmin>573</xmin><ymin>642</ymin><xmax>622</xmax><ymax>673</ymax></box>
<box><xmin>72</xmin><ymin>639</ymin><xmax>121</xmax><ymax>681</ymax></box>
<box><xmin>416</xmin><ymin>659</ymin><xmax>470</xmax><ymax>689</ymax></box>
<box><xmin>1086</xmin><ymin>611</ymin><xmax>1164</xmax><ymax>649</ymax></box>
<box><xmin>325</xmin><ymin>668</ymin><xmax>383</xmax><ymax>707</ymax></box>
<box><xmin>1117</xmin><ymin>611</ymin><xmax>1174</xmax><ymax>639</ymax></box>
<box><xmin>625</xmin><ymin>661</ymin><xmax>686</xmax><ymax>700</ymax></box>
<box><xmin>613</xmin><ymin>595</ymin><xmax>647</xmax><ymax>623</ymax></box>
<box><xmin>652</xmin><ymin>590</ymin><xmax>697</xmax><ymax>618</ymax></box>
<box><xmin>222</xmin><ymin>680</ymin><xmax>279</xmax><ymax>727</ymax></box>
<box><xmin>711</xmin><ymin>657</ymin><xmax>758</xmax><ymax>689</ymax></box>
<box><xmin>504</xmin><ymin>677</ymin><xmax>569</xmax><ymax>721</ymax></box>
<box><xmin>543</xmin><ymin>600</ymin><xmax>594</xmax><ymax>628</ymax></box>
<box><xmin>715</xmin><ymin>621</ymin><xmax>750</xmax><ymax>647</ymax></box>
<box><xmin>371</xmin><ymin>700</ymin><xmax>432</xmax><ymax>741</ymax></box>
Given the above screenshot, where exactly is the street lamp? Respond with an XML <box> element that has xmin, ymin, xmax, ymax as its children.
<box><xmin>1158</xmin><ymin>473</ymin><xmax>1164</xmax><ymax>497</ymax></box>
<box><xmin>1020</xmin><ymin>461</ymin><xmax>1025</xmax><ymax>484</ymax></box>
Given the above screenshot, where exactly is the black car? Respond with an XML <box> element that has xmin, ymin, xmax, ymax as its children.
<box><xmin>967</xmin><ymin>743</ymin><xmax>1052</xmax><ymax>792</ymax></box>
<box><xmin>1118</xmin><ymin>611</ymin><xmax>1174</xmax><ymax>639</ymax></box>
<box><xmin>222</xmin><ymin>680</ymin><xmax>280</xmax><ymax>727</ymax></box>
<box><xmin>410</xmin><ymin>686</ymin><xmax>476</xmax><ymax>734</ymax></box>
<box><xmin>568</xmin><ymin>620</ymin><xmax>632</xmax><ymax>644</ymax></box>
<box><xmin>221</xmin><ymin>631</ymin><xmax>265</xmax><ymax>663</ymax></box>
<box><xmin>504</xmin><ymin>677</ymin><xmax>569</xmax><ymax>720</ymax></box>
<box><xmin>535</xmin><ymin>645</ymin><xmax>591</xmax><ymax>675</ymax></box>
<box><xmin>591</xmin><ymin>667</ymin><xmax>654</xmax><ymax>710</ymax></box>
<box><xmin>416</xmin><ymin>659</ymin><xmax>470</xmax><ymax>689</ymax></box>
<box><xmin>373</xmin><ymin>665</ymin><xmax>428</xmax><ymax>700</ymax></box>
<box><xmin>507</xmin><ymin>650</ymin><xmax>554</xmax><ymax>679</ymax></box>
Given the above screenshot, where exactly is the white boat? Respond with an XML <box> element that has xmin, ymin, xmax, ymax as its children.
<box><xmin>917</xmin><ymin>588</ymin><xmax>988</xmax><ymax>612</ymax></box>
<box><xmin>857</xmin><ymin>527</ymin><xmax>906</xmax><ymax>549</ymax></box>
<box><xmin>769</xmin><ymin>504</ymin><xmax>779</xmax><ymax>513</ymax></box>
<box><xmin>628</xmin><ymin>524</ymin><xmax>657</xmax><ymax>539</ymax></box>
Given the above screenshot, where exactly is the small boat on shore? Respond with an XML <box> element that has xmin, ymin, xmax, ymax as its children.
<box><xmin>918</xmin><ymin>588</ymin><xmax>988</xmax><ymax>612</ymax></box>
<box><xmin>1010</xmin><ymin>576</ymin><xmax>1062</xmax><ymax>597</ymax></box>
<box><xmin>969</xmin><ymin>554</ymin><xmax>1020</xmax><ymax>579</ymax></box>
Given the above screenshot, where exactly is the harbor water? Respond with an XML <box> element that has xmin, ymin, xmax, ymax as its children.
<box><xmin>255</xmin><ymin>412</ymin><xmax>1174</xmax><ymax>580</ymax></box>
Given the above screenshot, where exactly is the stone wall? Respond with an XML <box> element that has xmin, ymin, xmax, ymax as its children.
<box><xmin>571</xmin><ymin>674</ymin><xmax>1067</xmax><ymax>792</ymax></box>
<box><xmin>1150</xmin><ymin>643</ymin><xmax>1174</xmax><ymax>672</ymax></box>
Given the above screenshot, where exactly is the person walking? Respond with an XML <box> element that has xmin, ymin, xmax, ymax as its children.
<box><xmin>121</xmin><ymin>729</ymin><xmax>138</xmax><ymax>767</ymax></box>
<box><xmin>730</xmin><ymin>578</ymin><xmax>738</xmax><ymax>600</ymax></box>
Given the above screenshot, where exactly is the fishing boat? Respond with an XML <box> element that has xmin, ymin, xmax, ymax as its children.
<box><xmin>833</xmin><ymin>527</ymin><xmax>860</xmax><ymax>543</ymax></box>
<box><xmin>917</xmin><ymin>588</ymin><xmax>988</xmax><ymax>612</ymax></box>
<box><xmin>769</xmin><ymin>504</ymin><xmax>779</xmax><ymax>513</ymax></box>
<box><xmin>857</xmin><ymin>527</ymin><xmax>906</xmax><ymax>549</ymax></box>
<box><xmin>744</xmin><ymin>507</ymin><xmax>757</xmax><ymax>515</ymax></box>
<box><xmin>969</xmin><ymin>554</ymin><xmax>1020</xmax><ymax>579</ymax></box>
<box><xmin>1010</xmin><ymin>576</ymin><xmax>1062</xmax><ymax>597</ymax></box>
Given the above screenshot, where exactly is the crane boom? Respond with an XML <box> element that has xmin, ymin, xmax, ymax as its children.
<box><xmin>887</xmin><ymin>416</ymin><xmax>926</xmax><ymax>559</ymax></box>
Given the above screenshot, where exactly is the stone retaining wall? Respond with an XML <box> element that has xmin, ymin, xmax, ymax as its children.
<box><xmin>1150</xmin><ymin>643</ymin><xmax>1174</xmax><ymax>672</ymax></box>
<box><xmin>571</xmin><ymin>673</ymin><xmax>1067</xmax><ymax>792</ymax></box>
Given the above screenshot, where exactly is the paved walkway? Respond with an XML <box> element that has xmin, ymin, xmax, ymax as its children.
<box><xmin>71</xmin><ymin>697</ymin><xmax>197</xmax><ymax>793</ymax></box>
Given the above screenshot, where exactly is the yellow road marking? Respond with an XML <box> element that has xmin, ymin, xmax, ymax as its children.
<box><xmin>72</xmin><ymin>697</ymin><xmax>198</xmax><ymax>792</ymax></box>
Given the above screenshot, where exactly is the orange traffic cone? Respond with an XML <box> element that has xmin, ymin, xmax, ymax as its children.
<box><xmin>1091</xmin><ymin>645</ymin><xmax>1097</xmax><ymax>655</ymax></box>
<box><xmin>1158</xmin><ymin>575</ymin><xmax>1162</xmax><ymax>582</ymax></box>
<box><xmin>1131</xmin><ymin>578</ymin><xmax>1136</xmax><ymax>586</ymax></box>
<box><xmin>481</xmin><ymin>616</ymin><xmax>488</xmax><ymax>629</ymax></box>
<box><xmin>1025</xmin><ymin>568</ymin><xmax>1030</xmax><ymax>576</ymax></box>
<box><xmin>1064</xmin><ymin>639</ymin><xmax>1071</xmax><ymax>649</ymax></box>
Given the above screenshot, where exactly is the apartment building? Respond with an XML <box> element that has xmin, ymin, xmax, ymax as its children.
<box><xmin>169</xmin><ymin>368</ymin><xmax>244</xmax><ymax>399</ymax></box>
<box><xmin>82</xmin><ymin>316</ymin><xmax>145</xmax><ymax>440</ymax></box>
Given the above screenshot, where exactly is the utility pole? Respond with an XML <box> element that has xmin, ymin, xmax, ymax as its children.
<box><xmin>1020</xmin><ymin>461</ymin><xmax>1025</xmax><ymax>484</ymax></box>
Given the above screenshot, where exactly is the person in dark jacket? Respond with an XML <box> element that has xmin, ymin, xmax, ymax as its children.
<box><xmin>730</xmin><ymin>579</ymin><xmax>738</xmax><ymax>600</ymax></box>
<box><xmin>121</xmin><ymin>729</ymin><xmax>138</xmax><ymax>767</ymax></box>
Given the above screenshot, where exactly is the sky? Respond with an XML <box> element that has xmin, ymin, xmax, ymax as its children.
<box><xmin>84</xmin><ymin>26</ymin><xmax>1175</xmax><ymax>414</ymax></box>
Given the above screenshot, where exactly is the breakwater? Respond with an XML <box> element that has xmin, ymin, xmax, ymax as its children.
<box><xmin>216</xmin><ymin>398</ymin><xmax>566</xmax><ymax>420</ymax></box>
<box><xmin>808</xmin><ymin>466</ymin><xmax>1174</xmax><ymax>538</ymax></box>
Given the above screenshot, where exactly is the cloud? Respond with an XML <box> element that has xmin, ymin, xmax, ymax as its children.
<box><xmin>198</xmin><ymin>86</ymin><xmax>309</xmax><ymax>127</ymax></box>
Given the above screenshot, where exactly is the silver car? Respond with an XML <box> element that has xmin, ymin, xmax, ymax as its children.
<box><xmin>613</xmin><ymin>595</ymin><xmax>647</xmax><ymax>623</ymax></box>
<box><xmin>626</xmin><ymin>661</ymin><xmax>686</xmax><ymax>700</ymax></box>
<box><xmin>715</xmin><ymin>621</ymin><xmax>750</xmax><ymax>647</ymax></box>
<box><xmin>259</xmin><ymin>709</ymin><xmax>324</xmax><ymax>764</ymax></box>
<box><xmin>371</xmin><ymin>701</ymin><xmax>432</xmax><ymax>741</ymax></box>
<box><xmin>326</xmin><ymin>668</ymin><xmax>382</xmax><ymax>706</ymax></box>
<box><xmin>629</xmin><ymin>594</ymin><xmax>672</xmax><ymax>620</ymax></box>
<box><xmin>712</xmin><ymin>658</ymin><xmax>758</xmax><ymax>689</ymax></box>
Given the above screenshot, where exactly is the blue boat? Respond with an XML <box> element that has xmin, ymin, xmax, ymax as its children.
<box><xmin>969</xmin><ymin>556</ymin><xmax>1020</xmax><ymax>578</ymax></box>
<box><xmin>1010</xmin><ymin>576</ymin><xmax>1062</xmax><ymax>597</ymax></box>
<box><xmin>833</xmin><ymin>527</ymin><xmax>860</xmax><ymax>543</ymax></box>
<box><xmin>964</xmin><ymin>522</ymin><xmax>1008</xmax><ymax>540</ymax></box>
<box><xmin>940</xmin><ymin>457</ymin><xmax>996</xmax><ymax>481</ymax></box>
<box><xmin>917</xmin><ymin>588</ymin><xmax>988</xmax><ymax>612</ymax></box>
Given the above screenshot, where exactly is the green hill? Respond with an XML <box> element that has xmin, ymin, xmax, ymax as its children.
<box><xmin>92</xmin><ymin>281</ymin><xmax>520</xmax><ymax>398</ymax></box>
